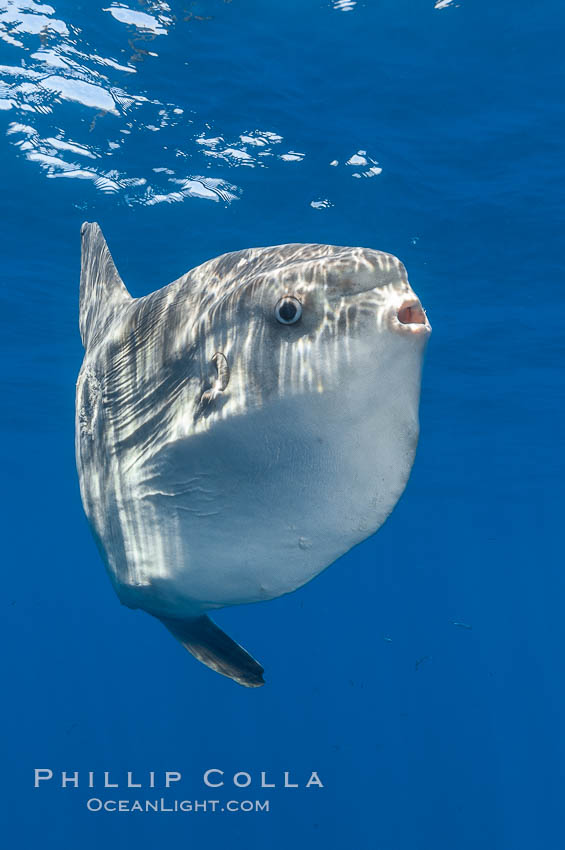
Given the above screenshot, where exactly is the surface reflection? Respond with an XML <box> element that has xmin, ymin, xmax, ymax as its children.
<box><xmin>0</xmin><ymin>1</ymin><xmax>383</xmax><ymax>208</ymax></box>
<box><xmin>332</xmin><ymin>0</ymin><xmax>357</xmax><ymax>11</ymax></box>
<box><xmin>103</xmin><ymin>3</ymin><xmax>172</xmax><ymax>36</ymax></box>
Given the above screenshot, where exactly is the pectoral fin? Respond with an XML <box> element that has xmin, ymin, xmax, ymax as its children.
<box><xmin>158</xmin><ymin>614</ymin><xmax>265</xmax><ymax>688</ymax></box>
<box><xmin>199</xmin><ymin>352</ymin><xmax>230</xmax><ymax>407</ymax></box>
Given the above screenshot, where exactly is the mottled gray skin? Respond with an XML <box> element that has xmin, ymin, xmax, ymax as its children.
<box><xmin>76</xmin><ymin>223</ymin><xmax>430</xmax><ymax>686</ymax></box>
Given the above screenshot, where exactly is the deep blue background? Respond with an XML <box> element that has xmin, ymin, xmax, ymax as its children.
<box><xmin>1</xmin><ymin>1</ymin><xmax>564</xmax><ymax>848</ymax></box>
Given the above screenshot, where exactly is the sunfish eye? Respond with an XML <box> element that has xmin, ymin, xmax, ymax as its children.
<box><xmin>275</xmin><ymin>295</ymin><xmax>302</xmax><ymax>325</ymax></box>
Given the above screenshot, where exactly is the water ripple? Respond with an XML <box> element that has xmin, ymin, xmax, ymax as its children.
<box><xmin>331</xmin><ymin>0</ymin><xmax>357</xmax><ymax>12</ymax></box>
<box><xmin>0</xmin><ymin>1</ymin><xmax>385</xmax><ymax>208</ymax></box>
<box><xmin>103</xmin><ymin>4</ymin><xmax>172</xmax><ymax>36</ymax></box>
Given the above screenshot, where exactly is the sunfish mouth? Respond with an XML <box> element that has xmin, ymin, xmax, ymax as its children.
<box><xmin>392</xmin><ymin>299</ymin><xmax>431</xmax><ymax>335</ymax></box>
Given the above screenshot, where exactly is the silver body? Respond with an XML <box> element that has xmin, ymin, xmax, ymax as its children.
<box><xmin>76</xmin><ymin>224</ymin><xmax>430</xmax><ymax>680</ymax></box>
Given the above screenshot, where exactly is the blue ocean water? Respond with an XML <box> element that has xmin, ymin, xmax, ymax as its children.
<box><xmin>1</xmin><ymin>1</ymin><xmax>564</xmax><ymax>848</ymax></box>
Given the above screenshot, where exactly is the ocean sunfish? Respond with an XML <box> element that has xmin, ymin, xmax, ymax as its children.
<box><xmin>76</xmin><ymin>223</ymin><xmax>431</xmax><ymax>687</ymax></box>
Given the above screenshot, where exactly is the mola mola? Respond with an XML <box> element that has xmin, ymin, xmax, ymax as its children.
<box><xmin>76</xmin><ymin>223</ymin><xmax>431</xmax><ymax>687</ymax></box>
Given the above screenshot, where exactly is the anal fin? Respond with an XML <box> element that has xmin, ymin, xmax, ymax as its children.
<box><xmin>158</xmin><ymin>614</ymin><xmax>265</xmax><ymax>688</ymax></box>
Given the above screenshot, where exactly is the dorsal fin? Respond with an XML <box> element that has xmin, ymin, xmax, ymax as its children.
<box><xmin>79</xmin><ymin>222</ymin><xmax>132</xmax><ymax>349</ymax></box>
